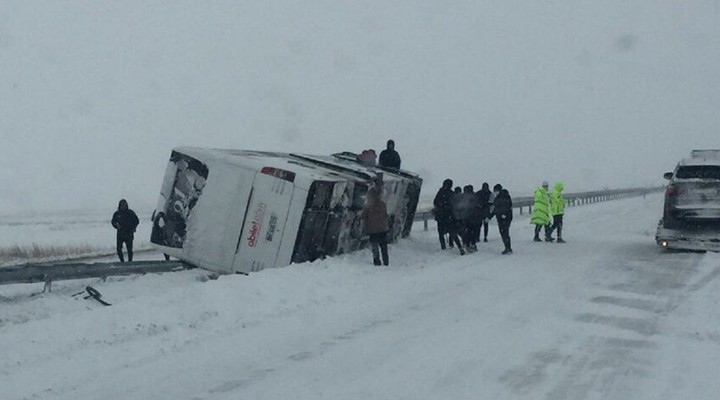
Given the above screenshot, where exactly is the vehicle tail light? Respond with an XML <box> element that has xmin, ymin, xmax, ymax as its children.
<box><xmin>261</xmin><ymin>167</ymin><xmax>296</xmax><ymax>182</ymax></box>
<box><xmin>666</xmin><ymin>185</ymin><xmax>683</xmax><ymax>197</ymax></box>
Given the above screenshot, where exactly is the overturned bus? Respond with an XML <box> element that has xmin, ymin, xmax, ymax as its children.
<box><xmin>150</xmin><ymin>147</ymin><xmax>422</xmax><ymax>274</ymax></box>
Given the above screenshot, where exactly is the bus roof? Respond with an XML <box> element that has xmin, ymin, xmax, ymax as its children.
<box><xmin>173</xmin><ymin>147</ymin><xmax>420</xmax><ymax>188</ymax></box>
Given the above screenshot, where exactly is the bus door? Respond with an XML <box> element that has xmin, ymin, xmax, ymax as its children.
<box><xmin>232</xmin><ymin>170</ymin><xmax>295</xmax><ymax>274</ymax></box>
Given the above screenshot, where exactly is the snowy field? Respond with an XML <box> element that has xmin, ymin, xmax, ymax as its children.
<box><xmin>2</xmin><ymin>193</ymin><xmax>720</xmax><ymax>400</ymax></box>
<box><xmin>0</xmin><ymin>209</ymin><xmax>153</xmax><ymax>266</ymax></box>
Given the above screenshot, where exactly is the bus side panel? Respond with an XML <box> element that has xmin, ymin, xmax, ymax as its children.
<box><xmin>183</xmin><ymin>163</ymin><xmax>255</xmax><ymax>273</ymax></box>
<box><xmin>274</xmin><ymin>187</ymin><xmax>308</xmax><ymax>268</ymax></box>
<box><xmin>233</xmin><ymin>173</ymin><xmax>295</xmax><ymax>274</ymax></box>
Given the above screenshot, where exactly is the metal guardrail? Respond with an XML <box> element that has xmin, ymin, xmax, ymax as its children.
<box><xmin>0</xmin><ymin>260</ymin><xmax>193</xmax><ymax>292</ymax></box>
<box><xmin>414</xmin><ymin>186</ymin><xmax>664</xmax><ymax>231</ymax></box>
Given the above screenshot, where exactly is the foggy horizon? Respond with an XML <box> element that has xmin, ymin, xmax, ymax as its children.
<box><xmin>1</xmin><ymin>1</ymin><xmax>719</xmax><ymax>214</ymax></box>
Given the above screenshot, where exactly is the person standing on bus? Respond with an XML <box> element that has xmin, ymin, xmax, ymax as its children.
<box><xmin>112</xmin><ymin>199</ymin><xmax>140</xmax><ymax>262</ymax></box>
<box><xmin>378</xmin><ymin>139</ymin><xmax>401</xmax><ymax>170</ymax></box>
<box><xmin>362</xmin><ymin>187</ymin><xmax>390</xmax><ymax>266</ymax></box>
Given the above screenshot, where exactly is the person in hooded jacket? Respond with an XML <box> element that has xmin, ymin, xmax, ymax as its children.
<box><xmin>490</xmin><ymin>183</ymin><xmax>502</xmax><ymax>216</ymax></box>
<box><xmin>476</xmin><ymin>182</ymin><xmax>493</xmax><ymax>243</ymax></box>
<box><xmin>111</xmin><ymin>199</ymin><xmax>140</xmax><ymax>262</ymax></box>
<box><xmin>453</xmin><ymin>185</ymin><xmax>479</xmax><ymax>251</ymax></box>
<box><xmin>531</xmin><ymin>181</ymin><xmax>553</xmax><ymax>242</ymax></box>
<box><xmin>378</xmin><ymin>139</ymin><xmax>401</xmax><ymax>170</ymax></box>
<box><xmin>548</xmin><ymin>182</ymin><xmax>567</xmax><ymax>243</ymax></box>
<box><xmin>493</xmin><ymin>186</ymin><xmax>514</xmax><ymax>254</ymax></box>
<box><xmin>362</xmin><ymin>187</ymin><xmax>390</xmax><ymax>266</ymax></box>
<box><xmin>433</xmin><ymin>179</ymin><xmax>464</xmax><ymax>254</ymax></box>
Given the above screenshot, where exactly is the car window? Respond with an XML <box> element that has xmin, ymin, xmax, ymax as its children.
<box><xmin>675</xmin><ymin>166</ymin><xmax>720</xmax><ymax>180</ymax></box>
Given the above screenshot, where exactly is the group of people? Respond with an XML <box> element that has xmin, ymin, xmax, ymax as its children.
<box><xmin>531</xmin><ymin>181</ymin><xmax>567</xmax><ymax>243</ymax></box>
<box><xmin>432</xmin><ymin>180</ymin><xmax>514</xmax><ymax>255</ymax></box>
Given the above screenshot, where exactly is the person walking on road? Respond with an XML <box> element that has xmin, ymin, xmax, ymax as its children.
<box><xmin>548</xmin><ymin>182</ymin><xmax>567</xmax><ymax>243</ymax></box>
<box><xmin>362</xmin><ymin>187</ymin><xmax>390</xmax><ymax>266</ymax></box>
<box><xmin>453</xmin><ymin>185</ymin><xmax>479</xmax><ymax>252</ymax></box>
<box><xmin>111</xmin><ymin>199</ymin><xmax>140</xmax><ymax>262</ymax></box>
<box><xmin>433</xmin><ymin>179</ymin><xmax>465</xmax><ymax>255</ymax></box>
<box><xmin>493</xmin><ymin>186</ymin><xmax>514</xmax><ymax>254</ymax></box>
<box><xmin>531</xmin><ymin>181</ymin><xmax>553</xmax><ymax>242</ymax></box>
<box><xmin>476</xmin><ymin>182</ymin><xmax>493</xmax><ymax>243</ymax></box>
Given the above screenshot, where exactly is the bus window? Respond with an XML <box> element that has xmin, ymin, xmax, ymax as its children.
<box><xmin>307</xmin><ymin>181</ymin><xmax>333</xmax><ymax>210</ymax></box>
<box><xmin>351</xmin><ymin>184</ymin><xmax>369</xmax><ymax>210</ymax></box>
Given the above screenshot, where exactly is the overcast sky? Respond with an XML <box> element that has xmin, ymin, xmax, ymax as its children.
<box><xmin>1</xmin><ymin>1</ymin><xmax>719</xmax><ymax>214</ymax></box>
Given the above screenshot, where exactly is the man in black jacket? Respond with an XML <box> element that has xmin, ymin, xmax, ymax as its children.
<box><xmin>493</xmin><ymin>186</ymin><xmax>513</xmax><ymax>255</ymax></box>
<box><xmin>112</xmin><ymin>199</ymin><xmax>140</xmax><ymax>262</ymax></box>
<box><xmin>433</xmin><ymin>179</ymin><xmax>464</xmax><ymax>255</ymax></box>
<box><xmin>378</xmin><ymin>140</ymin><xmax>401</xmax><ymax>170</ymax></box>
<box><xmin>476</xmin><ymin>182</ymin><xmax>493</xmax><ymax>243</ymax></box>
<box><xmin>453</xmin><ymin>185</ymin><xmax>479</xmax><ymax>252</ymax></box>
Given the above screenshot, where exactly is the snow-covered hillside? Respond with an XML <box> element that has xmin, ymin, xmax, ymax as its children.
<box><xmin>2</xmin><ymin>194</ymin><xmax>720</xmax><ymax>399</ymax></box>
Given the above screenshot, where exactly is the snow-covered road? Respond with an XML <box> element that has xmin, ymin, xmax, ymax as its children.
<box><xmin>2</xmin><ymin>194</ymin><xmax>719</xmax><ymax>400</ymax></box>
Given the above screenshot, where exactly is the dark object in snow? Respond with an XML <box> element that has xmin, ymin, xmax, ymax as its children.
<box><xmin>74</xmin><ymin>286</ymin><xmax>112</xmax><ymax>306</ymax></box>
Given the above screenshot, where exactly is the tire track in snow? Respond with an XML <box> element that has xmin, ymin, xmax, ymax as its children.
<box><xmin>499</xmin><ymin>194</ymin><xmax>711</xmax><ymax>399</ymax></box>
<box><xmin>535</xmin><ymin>249</ymin><xmax>704</xmax><ymax>400</ymax></box>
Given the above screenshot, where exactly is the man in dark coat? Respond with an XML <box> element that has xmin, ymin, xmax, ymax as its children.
<box><xmin>112</xmin><ymin>199</ymin><xmax>140</xmax><ymax>262</ymax></box>
<box><xmin>476</xmin><ymin>182</ymin><xmax>493</xmax><ymax>243</ymax></box>
<box><xmin>378</xmin><ymin>140</ymin><xmax>401</xmax><ymax>170</ymax></box>
<box><xmin>433</xmin><ymin>179</ymin><xmax>464</xmax><ymax>255</ymax></box>
<box><xmin>453</xmin><ymin>185</ymin><xmax>479</xmax><ymax>252</ymax></box>
<box><xmin>362</xmin><ymin>187</ymin><xmax>389</xmax><ymax>266</ymax></box>
<box><xmin>493</xmin><ymin>186</ymin><xmax>514</xmax><ymax>255</ymax></box>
